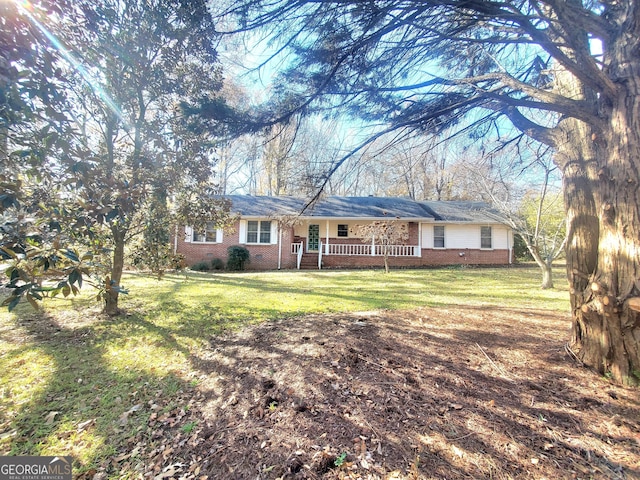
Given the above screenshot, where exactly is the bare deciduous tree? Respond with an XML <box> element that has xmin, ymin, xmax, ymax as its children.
<box><xmin>351</xmin><ymin>220</ymin><xmax>409</xmax><ymax>273</ymax></box>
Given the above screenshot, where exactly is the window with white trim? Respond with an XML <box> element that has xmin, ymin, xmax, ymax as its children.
<box><xmin>247</xmin><ymin>220</ymin><xmax>272</xmax><ymax>244</ymax></box>
<box><xmin>433</xmin><ymin>225</ymin><xmax>445</xmax><ymax>248</ymax></box>
<box><xmin>481</xmin><ymin>226</ymin><xmax>492</xmax><ymax>249</ymax></box>
<box><xmin>193</xmin><ymin>223</ymin><xmax>219</xmax><ymax>243</ymax></box>
<box><xmin>337</xmin><ymin>224</ymin><xmax>349</xmax><ymax>237</ymax></box>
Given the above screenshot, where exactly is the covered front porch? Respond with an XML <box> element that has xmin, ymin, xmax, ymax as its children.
<box><xmin>290</xmin><ymin>219</ymin><xmax>421</xmax><ymax>269</ymax></box>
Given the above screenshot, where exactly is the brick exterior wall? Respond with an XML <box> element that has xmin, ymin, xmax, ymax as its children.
<box><xmin>176</xmin><ymin>221</ymin><xmax>511</xmax><ymax>270</ymax></box>
<box><xmin>175</xmin><ymin>224</ymin><xmax>298</xmax><ymax>270</ymax></box>
<box><xmin>320</xmin><ymin>248</ymin><xmax>510</xmax><ymax>269</ymax></box>
<box><xmin>419</xmin><ymin>248</ymin><xmax>510</xmax><ymax>266</ymax></box>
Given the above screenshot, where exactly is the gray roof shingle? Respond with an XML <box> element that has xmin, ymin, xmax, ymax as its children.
<box><xmin>305</xmin><ymin>196</ymin><xmax>435</xmax><ymax>219</ymax></box>
<box><xmin>224</xmin><ymin>195</ymin><xmax>505</xmax><ymax>224</ymax></box>
<box><xmin>420</xmin><ymin>201</ymin><xmax>505</xmax><ymax>223</ymax></box>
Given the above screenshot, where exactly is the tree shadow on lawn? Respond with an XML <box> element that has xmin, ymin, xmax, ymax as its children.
<box><xmin>151</xmin><ymin>272</ymin><xmax>448</xmax><ymax>315</ymax></box>
<box><xmin>2</xmin><ymin>297</ymin><xmax>638</xmax><ymax>479</ymax></box>
<box><xmin>173</xmin><ymin>307</ymin><xmax>639</xmax><ymax>479</ymax></box>
<box><xmin>160</xmin><ymin>270</ymin><xmax>569</xmax><ymax>313</ymax></box>
<box><xmin>0</xmin><ymin>310</ymin><xmax>199</xmax><ymax>477</ymax></box>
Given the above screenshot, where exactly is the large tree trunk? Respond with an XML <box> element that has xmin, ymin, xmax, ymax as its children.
<box><xmin>559</xmin><ymin>70</ymin><xmax>640</xmax><ymax>386</ymax></box>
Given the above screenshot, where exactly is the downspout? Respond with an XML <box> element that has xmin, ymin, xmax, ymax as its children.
<box><xmin>174</xmin><ymin>225</ymin><xmax>179</xmax><ymax>254</ymax></box>
<box><xmin>277</xmin><ymin>223</ymin><xmax>282</xmax><ymax>270</ymax></box>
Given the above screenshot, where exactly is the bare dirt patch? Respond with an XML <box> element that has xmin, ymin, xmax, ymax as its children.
<box><xmin>119</xmin><ymin>307</ymin><xmax>639</xmax><ymax>479</ymax></box>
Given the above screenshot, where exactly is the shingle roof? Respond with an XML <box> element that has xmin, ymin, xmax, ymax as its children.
<box><xmin>224</xmin><ymin>195</ymin><xmax>307</xmax><ymax>217</ymax></box>
<box><xmin>224</xmin><ymin>195</ymin><xmax>506</xmax><ymax>224</ymax></box>
<box><xmin>420</xmin><ymin>201</ymin><xmax>505</xmax><ymax>223</ymax></box>
<box><xmin>305</xmin><ymin>196</ymin><xmax>435</xmax><ymax>219</ymax></box>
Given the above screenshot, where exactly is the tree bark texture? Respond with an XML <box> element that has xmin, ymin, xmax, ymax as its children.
<box><xmin>558</xmin><ymin>50</ymin><xmax>640</xmax><ymax>385</ymax></box>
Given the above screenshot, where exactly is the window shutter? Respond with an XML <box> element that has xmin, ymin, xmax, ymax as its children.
<box><xmin>270</xmin><ymin>221</ymin><xmax>278</xmax><ymax>244</ymax></box>
<box><xmin>216</xmin><ymin>228</ymin><xmax>224</xmax><ymax>243</ymax></box>
<box><xmin>239</xmin><ymin>220</ymin><xmax>247</xmax><ymax>244</ymax></box>
<box><xmin>184</xmin><ymin>226</ymin><xmax>193</xmax><ymax>243</ymax></box>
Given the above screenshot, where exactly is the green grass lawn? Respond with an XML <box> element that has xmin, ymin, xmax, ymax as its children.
<box><xmin>0</xmin><ymin>266</ymin><xmax>569</xmax><ymax>475</ymax></box>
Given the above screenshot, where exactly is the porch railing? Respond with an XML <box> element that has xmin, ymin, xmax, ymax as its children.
<box><xmin>373</xmin><ymin>245</ymin><xmax>420</xmax><ymax>257</ymax></box>
<box><xmin>291</xmin><ymin>242</ymin><xmax>304</xmax><ymax>269</ymax></box>
<box><xmin>325</xmin><ymin>243</ymin><xmax>420</xmax><ymax>257</ymax></box>
<box><xmin>327</xmin><ymin>243</ymin><xmax>372</xmax><ymax>255</ymax></box>
<box><xmin>290</xmin><ymin>241</ymin><xmax>419</xmax><ymax>270</ymax></box>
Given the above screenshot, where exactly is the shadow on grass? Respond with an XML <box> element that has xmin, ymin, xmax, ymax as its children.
<box><xmin>140</xmin><ymin>268</ymin><xmax>569</xmax><ymax>318</ymax></box>
<box><xmin>0</xmin><ymin>266</ymin><xmax>580</xmax><ymax>478</ymax></box>
<box><xmin>0</xmin><ymin>311</ymin><xmax>197</xmax><ymax>476</ymax></box>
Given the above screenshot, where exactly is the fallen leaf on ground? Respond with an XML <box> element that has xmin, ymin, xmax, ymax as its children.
<box><xmin>77</xmin><ymin>418</ymin><xmax>95</xmax><ymax>432</ymax></box>
<box><xmin>118</xmin><ymin>404</ymin><xmax>142</xmax><ymax>426</ymax></box>
<box><xmin>45</xmin><ymin>411</ymin><xmax>60</xmax><ymax>425</ymax></box>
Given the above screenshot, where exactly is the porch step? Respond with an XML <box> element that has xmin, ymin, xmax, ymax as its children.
<box><xmin>299</xmin><ymin>254</ymin><xmax>320</xmax><ymax>269</ymax></box>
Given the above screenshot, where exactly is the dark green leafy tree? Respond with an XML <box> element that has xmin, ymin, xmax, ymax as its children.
<box><xmin>0</xmin><ymin>0</ymin><xmax>92</xmax><ymax>310</ymax></box>
<box><xmin>129</xmin><ymin>192</ymin><xmax>176</xmax><ymax>278</ymax></box>
<box><xmin>1</xmin><ymin>0</ymin><xmax>234</xmax><ymax>314</ymax></box>
<box><xmin>216</xmin><ymin>1</ymin><xmax>640</xmax><ymax>384</ymax></box>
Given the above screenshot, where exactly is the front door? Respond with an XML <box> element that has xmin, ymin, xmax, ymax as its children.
<box><xmin>308</xmin><ymin>224</ymin><xmax>320</xmax><ymax>252</ymax></box>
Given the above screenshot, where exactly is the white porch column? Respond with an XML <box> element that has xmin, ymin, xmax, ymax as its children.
<box><xmin>325</xmin><ymin>220</ymin><xmax>330</xmax><ymax>254</ymax></box>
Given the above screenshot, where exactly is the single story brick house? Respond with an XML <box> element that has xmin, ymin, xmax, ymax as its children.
<box><xmin>175</xmin><ymin>195</ymin><xmax>514</xmax><ymax>270</ymax></box>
